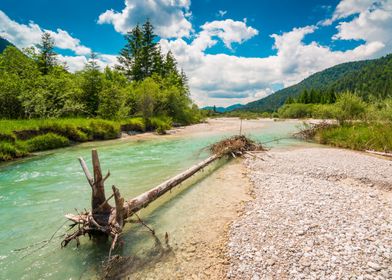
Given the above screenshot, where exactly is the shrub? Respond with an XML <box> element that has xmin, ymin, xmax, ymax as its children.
<box><xmin>121</xmin><ymin>117</ymin><xmax>146</xmax><ymax>132</ymax></box>
<box><xmin>39</xmin><ymin>123</ymin><xmax>89</xmax><ymax>142</ymax></box>
<box><xmin>88</xmin><ymin>120</ymin><xmax>120</xmax><ymax>140</ymax></box>
<box><xmin>148</xmin><ymin>116</ymin><xmax>172</xmax><ymax>134</ymax></box>
<box><xmin>278</xmin><ymin>104</ymin><xmax>314</xmax><ymax>118</ymax></box>
<box><xmin>25</xmin><ymin>133</ymin><xmax>70</xmax><ymax>152</ymax></box>
<box><xmin>0</xmin><ymin>141</ymin><xmax>28</xmax><ymax>161</ymax></box>
<box><xmin>334</xmin><ymin>92</ymin><xmax>366</xmax><ymax>123</ymax></box>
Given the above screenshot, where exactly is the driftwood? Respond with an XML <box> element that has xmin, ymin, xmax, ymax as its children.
<box><xmin>294</xmin><ymin>121</ymin><xmax>335</xmax><ymax>140</ymax></box>
<box><xmin>62</xmin><ymin>136</ymin><xmax>264</xmax><ymax>252</ymax></box>
<box><xmin>365</xmin><ymin>150</ymin><xmax>392</xmax><ymax>158</ymax></box>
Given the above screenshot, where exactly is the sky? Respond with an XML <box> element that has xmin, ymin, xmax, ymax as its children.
<box><xmin>0</xmin><ymin>0</ymin><xmax>391</xmax><ymax>107</ymax></box>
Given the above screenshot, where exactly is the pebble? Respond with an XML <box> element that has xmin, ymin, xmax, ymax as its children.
<box><xmin>228</xmin><ymin>148</ymin><xmax>392</xmax><ymax>279</ymax></box>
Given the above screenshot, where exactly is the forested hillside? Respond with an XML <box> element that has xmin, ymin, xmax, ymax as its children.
<box><xmin>240</xmin><ymin>54</ymin><xmax>392</xmax><ymax>112</ymax></box>
<box><xmin>0</xmin><ymin>20</ymin><xmax>200</xmax><ymax>124</ymax></box>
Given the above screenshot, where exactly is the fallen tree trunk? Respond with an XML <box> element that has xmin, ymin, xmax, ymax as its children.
<box><xmin>62</xmin><ymin>150</ymin><xmax>220</xmax><ymax>248</ymax></box>
<box><xmin>62</xmin><ymin>135</ymin><xmax>264</xmax><ymax>250</ymax></box>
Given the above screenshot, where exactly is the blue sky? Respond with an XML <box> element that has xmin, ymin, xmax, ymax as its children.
<box><xmin>1</xmin><ymin>0</ymin><xmax>391</xmax><ymax>106</ymax></box>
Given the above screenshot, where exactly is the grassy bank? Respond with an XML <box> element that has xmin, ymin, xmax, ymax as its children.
<box><xmin>314</xmin><ymin>122</ymin><xmax>392</xmax><ymax>152</ymax></box>
<box><xmin>0</xmin><ymin>117</ymin><xmax>173</xmax><ymax>161</ymax></box>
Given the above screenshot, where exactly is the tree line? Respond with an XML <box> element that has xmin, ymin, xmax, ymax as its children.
<box><xmin>285</xmin><ymin>89</ymin><xmax>337</xmax><ymax>105</ymax></box>
<box><xmin>0</xmin><ymin>20</ymin><xmax>200</xmax><ymax>124</ymax></box>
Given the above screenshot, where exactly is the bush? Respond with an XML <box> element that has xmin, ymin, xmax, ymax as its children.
<box><xmin>0</xmin><ymin>141</ymin><xmax>28</xmax><ymax>161</ymax></box>
<box><xmin>121</xmin><ymin>117</ymin><xmax>146</xmax><ymax>132</ymax></box>
<box><xmin>25</xmin><ymin>133</ymin><xmax>70</xmax><ymax>152</ymax></box>
<box><xmin>334</xmin><ymin>92</ymin><xmax>366</xmax><ymax>123</ymax></box>
<box><xmin>312</xmin><ymin>104</ymin><xmax>339</xmax><ymax>119</ymax></box>
<box><xmin>278</xmin><ymin>103</ymin><xmax>314</xmax><ymax>118</ymax></box>
<box><xmin>148</xmin><ymin>116</ymin><xmax>172</xmax><ymax>134</ymax></box>
<box><xmin>87</xmin><ymin>120</ymin><xmax>120</xmax><ymax>140</ymax></box>
<box><xmin>39</xmin><ymin>123</ymin><xmax>89</xmax><ymax>142</ymax></box>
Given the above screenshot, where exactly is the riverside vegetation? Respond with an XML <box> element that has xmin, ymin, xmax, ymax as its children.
<box><xmin>0</xmin><ymin>20</ymin><xmax>205</xmax><ymax>161</ymax></box>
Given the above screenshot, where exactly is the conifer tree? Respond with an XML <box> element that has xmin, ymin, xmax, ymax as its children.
<box><xmin>36</xmin><ymin>32</ymin><xmax>57</xmax><ymax>75</ymax></box>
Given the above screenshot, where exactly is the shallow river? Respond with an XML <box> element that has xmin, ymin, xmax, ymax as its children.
<box><xmin>0</xmin><ymin>119</ymin><xmax>304</xmax><ymax>279</ymax></box>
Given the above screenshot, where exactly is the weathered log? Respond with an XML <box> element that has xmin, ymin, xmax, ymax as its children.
<box><xmin>123</xmin><ymin>154</ymin><xmax>219</xmax><ymax>216</ymax></box>
<box><xmin>63</xmin><ymin>152</ymin><xmax>220</xmax><ymax>248</ymax></box>
<box><xmin>365</xmin><ymin>150</ymin><xmax>392</xmax><ymax>158</ymax></box>
<box><xmin>62</xmin><ymin>136</ymin><xmax>264</xmax><ymax>250</ymax></box>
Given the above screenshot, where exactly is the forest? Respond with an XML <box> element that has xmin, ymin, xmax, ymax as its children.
<box><xmin>0</xmin><ymin>20</ymin><xmax>201</xmax><ymax>123</ymax></box>
<box><xmin>0</xmin><ymin>20</ymin><xmax>204</xmax><ymax>161</ymax></box>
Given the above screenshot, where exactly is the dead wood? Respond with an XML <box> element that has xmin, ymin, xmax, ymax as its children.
<box><xmin>294</xmin><ymin>121</ymin><xmax>335</xmax><ymax>140</ymax></box>
<box><xmin>62</xmin><ymin>136</ymin><xmax>265</xmax><ymax>253</ymax></box>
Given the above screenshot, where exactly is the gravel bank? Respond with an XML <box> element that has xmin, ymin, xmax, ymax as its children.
<box><xmin>228</xmin><ymin>147</ymin><xmax>392</xmax><ymax>280</ymax></box>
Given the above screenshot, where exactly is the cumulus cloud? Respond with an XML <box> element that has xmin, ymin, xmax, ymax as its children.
<box><xmin>198</xmin><ymin>19</ymin><xmax>259</xmax><ymax>49</ymax></box>
<box><xmin>161</xmin><ymin>22</ymin><xmax>386</xmax><ymax>107</ymax></box>
<box><xmin>97</xmin><ymin>0</ymin><xmax>192</xmax><ymax>38</ymax></box>
<box><xmin>0</xmin><ymin>10</ymin><xmax>91</xmax><ymax>55</ymax></box>
<box><xmin>332</xmin><ymin>0</ymin><xmax>392</xmax><ymax>56</ymax></box>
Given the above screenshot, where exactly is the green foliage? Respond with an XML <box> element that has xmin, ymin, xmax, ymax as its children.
<box><xmin>278</xmin><ymin>103</ymin><xmax>315</xmax><ymax>118</ymax></box>
<box><xmin>148</xmin><ymin>116</ymin><xmax>172</xmax><ymax>134</ymax></box>
<box><xmin>98</xmin><ymin>85</ymin><xmax>128</xmax><ymax>120</ymax></box>
<box><xmin>0</xmin><ymin>141</ymin><xmax>28</xmax><ymax>161</ymax></box>
<box><xmin>334</xmin><ymin>92</ymin><xmax>366</xmax><ymax>123</ymax></box>
<box><xmin>121</xmin><ymin>117</ymin><xmax>146</xmax><ymax>132</ymax></box>
<box><xmin>36</xmin><ymin>32</ymin><xmax>58</xmax><ymax>75</ymax></box>
<box><xmin>0</xmin><ymin>20</ymin><xmax>198</xmax><ymax>127</ymax></box>
<box><xmin>25</xmin><ymin>133</ymin><xmax>70</xmax><ymax>152</ymax></box>
<box><xmin>316</xmin><ymin>123</ymin><xmax>392</xmax><ymax>152</ymax></box>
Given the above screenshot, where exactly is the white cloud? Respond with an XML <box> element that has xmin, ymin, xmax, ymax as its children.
<box><xmin>97</xmin><ymin>0</ymin><xmax>192</xmax><ymax>38</ymax></box>
<box><xmin>0</xmin><ymin>10</ymin><xmax>91</xmax><ymax>56</ymax></box>
<box><xmin>332</xmin><ymin>0</ymin><xmax>392</xmax><ymax>56</ymax></box>
<box><xmin>161</xmin><ymin>23</ymin><xmax>386</xmax><ymax>107</ymax></box>
<box><xmin>199</xmin><ymin>19</ymin><xmax>259</xmax><ymax>49</ymax></box>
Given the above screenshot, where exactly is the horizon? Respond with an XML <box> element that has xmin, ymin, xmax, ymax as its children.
<box><xmin>1</xmin><ymin>0</ymin><xmax>391</xmax><ymax>107</ymax></box>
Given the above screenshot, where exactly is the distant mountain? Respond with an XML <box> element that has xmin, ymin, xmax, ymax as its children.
<box><xmin>239</xmin><ymin>54</ymin><xmax>392</xmax><ymax>112</ymax></box>
<box><xmin>0</xmin><ymin>37</ymin><xmax>14</xmax><ymax>53</ymax></box>
<box><xmin>202</xmin><ymin>103</ymin><xmax>244</xmax><ymax>113</ymax></box>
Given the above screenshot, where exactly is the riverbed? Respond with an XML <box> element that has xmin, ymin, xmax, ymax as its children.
<box><xmin>0</xmin><ymin>118</ymin><xmax>304</xmax><ymax>279</ymax></box>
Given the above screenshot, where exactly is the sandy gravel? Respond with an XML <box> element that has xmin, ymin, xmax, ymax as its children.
<box><xmin>228</xmin><ymin>148</ymin><xmax>392</xmax><ymax>280</ymax></box>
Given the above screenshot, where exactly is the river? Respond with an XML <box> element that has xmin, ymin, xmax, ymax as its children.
<box><xmin>0</xmin><ymin>118</ymin><xmax>304</xmax><ymax>279</ymax></box>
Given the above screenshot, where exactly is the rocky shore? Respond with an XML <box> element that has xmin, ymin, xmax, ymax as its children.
<box><xmin>228</xmin><ymin>147</ymin><xmax>392</xmax><ymax>279</ymax></box>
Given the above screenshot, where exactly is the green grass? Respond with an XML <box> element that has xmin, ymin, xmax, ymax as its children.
<box><xmin>121</xmin><ymin>117</ymin><xmax>146</xmax><ymax>132</ymax></box>
<box><xmin>0</xmin><ymin>117</ymin><xmax>177</xmax><ymax>161</ymax></box>
<box><xmin>148</xmin><ymin>116</ymin><xmax>172</xmax><ymax>134</ymax></box>
<box><xmin>316</xmin><ymin>122</ymin><xmax>392</xmax><ymax>152</ymax></box>
<box><xmin>0</xmin><ymin>118</ymin><xmax>123</xmax><ymax>161</ymax></box>
<box><xmin>25</xmin><ymin>133</ymin><xmax>70</xmax><ymax>152</ymax></box>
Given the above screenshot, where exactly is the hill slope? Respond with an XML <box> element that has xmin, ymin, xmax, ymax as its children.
<box><xmin>0</xmin><ymin>37</ymin><xmax>14</xmax><ymax>53</ymax></box>
<box><xmin>240</xmin><ymin>54</ymin><xmax>392</xmax><ymax>112</ymax></box>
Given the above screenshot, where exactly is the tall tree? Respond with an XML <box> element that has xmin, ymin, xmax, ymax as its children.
<box><xmin>80</xmin><ymin>52</ymin><xmax>103</xmax><ymax>116</ymax></box>
<box><xmin>36</xmin><ymin>32</ymin><xmax>57</xmax><ymax>75</ymax></box>
<box><xmin>117</xmin><ymin>24</ymin><xmax>143</xmax><ymax>80</ymax></box>
<box><xmin>140</xmin><ymin>19</ymin><xmax>158</xmax><ymax>79</ymax></box>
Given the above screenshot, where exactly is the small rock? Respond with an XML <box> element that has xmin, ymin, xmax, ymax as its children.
<box><xmin>367</xmin><ymin>261</ymin><xmax>382</xmax><ymax>271</ymax></box>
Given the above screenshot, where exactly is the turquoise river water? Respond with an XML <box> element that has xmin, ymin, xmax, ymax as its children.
<box><xmin>0</xmin><ymin>119</ymin><xmax>304</xmax><ymax>279</ymax></box>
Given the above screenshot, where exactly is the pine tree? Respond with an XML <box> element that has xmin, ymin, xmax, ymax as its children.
<box><xmin>36</xmin><ymin>32</ymin><xmax>57</xmax><ymax>75</ymax></box>
<box><xmin>80</xmin><ymin>52</ymin><xmax>103</xmax><ymax>116</ymax></box>
<box><xmin>163</xmin><ymin>51</ymin><xmax>178</xmax><ymax>76</ymax></box>
<box><xmin>117</xmin><ymin>24</ymin><xmax>143</xmax><ymax>80</ymax></box>
<box><xmin>141</xmin><ymin>19</ymin><xmax>157</xmax><ymax>79</ymax></box>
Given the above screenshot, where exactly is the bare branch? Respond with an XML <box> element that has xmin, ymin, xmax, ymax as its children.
<box><xmin>78</xmin><ymin>157</ymin><xmax>93</xmax><ymax>187</ymax></box>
